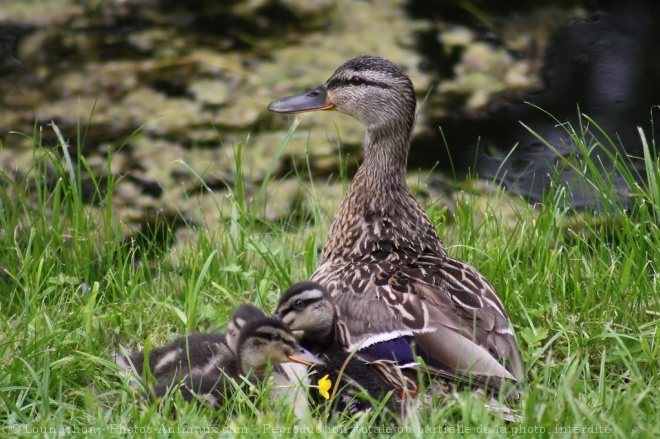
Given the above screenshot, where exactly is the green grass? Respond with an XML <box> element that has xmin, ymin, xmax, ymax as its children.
<box><xmin>1</xmin><ymin>116</ymin><xmax>659</xmax><ymax>438</ymax></box>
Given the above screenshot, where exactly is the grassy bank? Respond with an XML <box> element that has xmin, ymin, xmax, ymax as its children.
<box><xmin>1</xmin><ymin>120</ymin><xmax>659</xmax><ymax>438</ymax></box>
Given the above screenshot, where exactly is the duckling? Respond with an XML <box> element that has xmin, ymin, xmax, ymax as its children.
<box><xmin>115</xmin><ymin>304</ymin><xmax>265</xmax><ymax>382</ymax></box>
<box><xmin>115</xmin><ymin>305</ymin><xmax>323</xmax><ymax>413</ymax></box>
<box><xmin>275</xmin><ymin>281</ymin><xmax>402</xmax><ymax>420</ymax></box>
<box><xmin>269</xmin><ymin>56</ymin><xmax>525</xmax><ymax>409</ymax></box>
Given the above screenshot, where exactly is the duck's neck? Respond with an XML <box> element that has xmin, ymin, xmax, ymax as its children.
<box><xmin>319</xmin><ymin>118</ymin><xmax>445</xmax><ymax>263</ymax></box>
<box><xmin>358</xmin><ymin>120</ymin><xmax>411</xmax><ymax>194</ymax></box>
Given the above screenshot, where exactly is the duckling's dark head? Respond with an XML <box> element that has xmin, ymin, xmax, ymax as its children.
<box><xmin>237</xmin><ymin>317</ymin><xmax>323</xmax><ymax>379</ymax></box>
<box><xmin>273</xmin><ymin>281</ymin><xmax>336</xmax><ymax>344</ymax></box>
<box><xmin>269</xmin><ymin>55</ymin><xmax>416</xmax><ymax>131</ymax></box>
<box><xmin>226</xmin><ymin>304</ymin><xmax>267</xmax><ymax>354</ymax></box>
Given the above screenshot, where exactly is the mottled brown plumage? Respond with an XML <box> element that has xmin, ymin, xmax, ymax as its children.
<box><xmin>269</xmin><ymin>56</ymin><xmax>525</xmax><ymax>404</ymax></box>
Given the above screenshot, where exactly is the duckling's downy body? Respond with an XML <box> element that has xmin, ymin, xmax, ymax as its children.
<box><xmin>115</xmin><ymin>304</ymin><xmax>322</xmax><ymax>414</ymax></box>
<box><xmin>115</xmin><ymin>304</ymin><xmax>263</xmax><ymax>386</ymax></box>
<box><xmin>269</xmin><ymin>56</ymin><xmax>525</xmax><ymax>408</ymax></box>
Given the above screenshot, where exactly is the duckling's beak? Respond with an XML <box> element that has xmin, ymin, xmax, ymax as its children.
<box><xmin>268</xmin><ymin>85</ymin><xmax>335</xmax><ymax>114</ymax></box>
<box><xmin>287</xmin><ymin>347</ymin><xmax>325</xmax><ymax>366</ymax></box>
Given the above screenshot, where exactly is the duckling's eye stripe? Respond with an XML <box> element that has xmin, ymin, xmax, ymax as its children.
<box><xmin>254</xmin><ymin>332</ymin><xmax>273</xmax><ymax>341</ymax></box>
<box><xmin>254</xmin><ymin>328</ymin><xmax>281</xmax><ymax>340</ymax></box>
<box><xmin>254</xmin><ymin>328</ymin><xmax>295</xmax><ymax>343</ymax></box>
<box><xmin>327</xmin><ymin>78</ymin><xmax>391</xmax><ymax>90</ymax></box>
<box><xmin>282</xmin><ymin>297</ymin><xmax>323</xmax><ymax>313</ymax></box>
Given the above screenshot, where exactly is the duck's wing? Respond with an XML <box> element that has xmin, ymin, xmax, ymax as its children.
<box><xmin>408</xmin><ymin>254</ymin><xmax>525</xmax><ymax>382</ymax></box>
<box><xmin>313</xmin><ymin>252</ymin><xmax>524</xmax><ymax>397</ymax></box>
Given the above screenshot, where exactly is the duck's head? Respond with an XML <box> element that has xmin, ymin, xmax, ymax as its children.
<box><xmin>268</xmin><ymin>55</ymin><xmax>416</xmax><ymax>130</ymax></box>
<box><xmin>236</xmin><ymin>317</ymin><xmax>324</xmax><ymax>380</ymax></box>
<box><xmin>273</xmin><ymin>281</ymin><xmax>336</xmax><ymax>344</ymax></box>
<box><xmin>226</xmin><ymin>304</ymin><xmax>267</xmax><ymax>355</ymax></box>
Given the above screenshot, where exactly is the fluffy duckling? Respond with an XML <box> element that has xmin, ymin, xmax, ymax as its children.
<box><xmin>275</xmin><ymin>281</ymin><xmax>402</xmax><ymax>420</ymax></box>
<box><xmin>115</xmin><ymin>304</ymin><xmax>263</xmax><ymax>382</ymax></box>
<box><xmin>115</xmin><ymin>305</ymin><xmax>323</xmax><ymax>413</ymax></box>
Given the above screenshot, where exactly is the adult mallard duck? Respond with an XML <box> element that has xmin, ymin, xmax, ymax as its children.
<box><xmin>269</xmin><ymin>55</ymin><xmax>525</xmax><ymax>403</ymax></box>
<box><xmin>115</xmin><ymin>304</ymin><xmax>323</xmax><ymax>413</ymax></box>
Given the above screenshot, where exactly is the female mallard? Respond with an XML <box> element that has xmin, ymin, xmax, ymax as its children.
<box><xmin>269</xmin><ymin>55</ymin><xmax>525</xmax><ymax>402</ymax></box>
<box><xmin>115</xmin><ymin>304</ymin><xmax>323</xmax><ymax>412</ymax></box>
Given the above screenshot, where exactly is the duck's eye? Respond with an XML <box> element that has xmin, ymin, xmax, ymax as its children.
<box><xmin>350</xmin><ymin>75</ymin><xmax>365</xmax><ymax>85</ymax></box>
<box><xmin>270</xmin><ymin>333</ymin><xmax>281</xmax><ymax>342</ymax></box>
<box><xmin>293</xmin><ymin>299</ymin><xmax>305</xmax><ymax>311</ymax></box>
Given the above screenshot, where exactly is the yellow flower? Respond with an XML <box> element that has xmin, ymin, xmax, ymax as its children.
<box><xmin>317</xmin><ymin>374</ymin><xmax>332</xmax><ymax>400</ymax></box>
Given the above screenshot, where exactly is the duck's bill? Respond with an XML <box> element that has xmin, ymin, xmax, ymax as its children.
<box><xmin>268</xmin><ymin>85</ymin><xmax>335</xmax><ymax>114</ymax></box>
<box><xmin>287</xmin><ymin>347</ymin><xmax>325</xmax><ymax>366</ymax></box>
